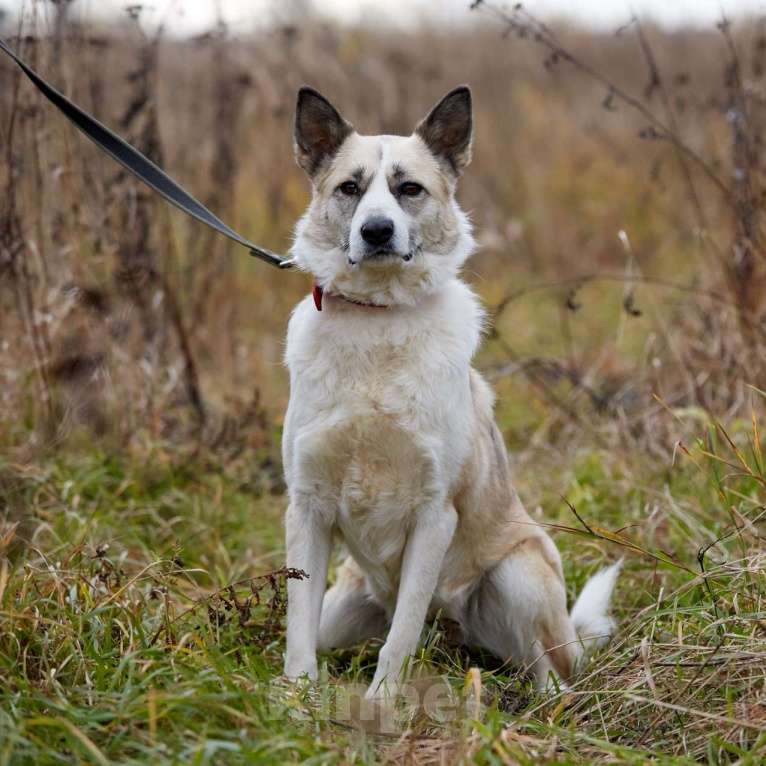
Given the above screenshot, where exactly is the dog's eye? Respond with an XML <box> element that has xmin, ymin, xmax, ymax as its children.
<box><xmin>399</xmin><ymin>182</ymin><xmax>424</xmax><ymax>197</ymax></box>
<box><xmin>338</xmin><ymin>181</ymin><xmax>359</xmax><ymax>196</ymax></box>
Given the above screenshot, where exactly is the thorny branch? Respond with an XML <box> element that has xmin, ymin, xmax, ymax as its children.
<box><xmin>149</xmin><ymin>566</ymin><xmax>308</xmax><ymax>646</ymax></box>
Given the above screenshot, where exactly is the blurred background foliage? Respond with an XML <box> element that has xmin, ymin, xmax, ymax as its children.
<box><xmin>2</xmin><ymin>1</ymin><xmax>765</xmax><ymax>457</ymax></box>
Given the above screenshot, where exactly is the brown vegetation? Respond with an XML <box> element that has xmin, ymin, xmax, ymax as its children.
<box><xmin>2</xmin><ymin>3</ymin><xmax>765</xmax><ymax>453</ymax></box>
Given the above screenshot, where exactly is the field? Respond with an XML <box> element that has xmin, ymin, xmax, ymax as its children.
<box><xmin>1</xmin><ymin>1</ymin><xmax>766</xmax><ymax>763</ymax></box>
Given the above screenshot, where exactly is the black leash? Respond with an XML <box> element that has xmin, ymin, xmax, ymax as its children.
<box><xmin>0</xmin><ymin>36</ymin><xmax>293</xmax><ymax>270</ymax></box>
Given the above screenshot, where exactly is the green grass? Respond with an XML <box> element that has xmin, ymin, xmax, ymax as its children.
<box><xmin>1</xmin><ymin>412</ymin><xmax>765</xmax><ymax>764</ymax></box>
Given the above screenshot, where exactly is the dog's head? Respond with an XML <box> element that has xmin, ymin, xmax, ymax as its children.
<box><xmin>290</xmin><ymin>86</ymin><xmax>475</xmax><ymax>306</ymax></box>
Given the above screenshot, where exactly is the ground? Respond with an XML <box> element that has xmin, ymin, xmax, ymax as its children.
<box><xmin>1</xmin><ymin>407</ymin><xmax>764</xmax><ymax>764</ymax></box>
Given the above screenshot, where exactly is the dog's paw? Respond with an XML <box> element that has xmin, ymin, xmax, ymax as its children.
<box><xmin>283</xmin><ymin>654</ymin><xmax>318</xmax><ymax>682</ymax></box>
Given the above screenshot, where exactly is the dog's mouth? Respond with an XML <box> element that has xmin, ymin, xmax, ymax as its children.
<box><xmin>347</xmin><ymin>246</ymin><xmax>418</xmax><ymax>267</ymax></box>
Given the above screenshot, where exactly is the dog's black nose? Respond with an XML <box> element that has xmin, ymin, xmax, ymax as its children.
<box><xmin>361</xmin><ymin>217</ymin><xmax>394</xmax><ymax>247</ymax></box>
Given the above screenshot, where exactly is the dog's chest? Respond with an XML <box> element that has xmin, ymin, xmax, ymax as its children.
<box><xmin>289</xmin><ymin>333</ymin><xmax>446</xmax><ymax>498</ymax></box>
<box><xmin>289</xmin><ymin>334</ymin><xmax>448</xmax><ymax>583</ymax></box>
<box><xmin>333</xmin><ymin>413</ymin><xmax>437</xmax><ymax>579</ymax></box>
<box><xmin>288</xmin><ymin>307</ymin><xmax>464</xmax><ymax>474</ymax></box>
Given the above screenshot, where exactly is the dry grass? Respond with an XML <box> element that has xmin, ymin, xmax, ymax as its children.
<box><xmin>1</xmin><ymin>1</ymin><xmax>766</xmax><ymax>763</ymax></box>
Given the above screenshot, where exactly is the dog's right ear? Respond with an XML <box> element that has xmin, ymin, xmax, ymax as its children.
<box><xmin>294</xmin><ymin>87</ymin><xmax>352</xmax><ymax>176</ymax></box>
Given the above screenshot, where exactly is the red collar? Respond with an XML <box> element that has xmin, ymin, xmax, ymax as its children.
<box><xmin>312</xmin><ymin>284</ymin><xmax>389</xmax><ymax>311</ymax></box>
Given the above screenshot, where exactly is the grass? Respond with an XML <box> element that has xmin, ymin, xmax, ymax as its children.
<box><xmin>1</xmin><ymin>407</ymin><xmax>764</xmax><ymax>764</ymax></box>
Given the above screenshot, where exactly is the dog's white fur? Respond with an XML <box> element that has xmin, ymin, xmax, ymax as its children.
<box><xmin>282</xmin><ymin>86</ymin><xmax>619</xmax><ymax>698</ymax></box>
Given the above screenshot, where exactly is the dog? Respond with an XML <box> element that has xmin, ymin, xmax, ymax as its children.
<box><xmin>282</xmin><ymin>85</ymin><xmax>620</xmax><ymax>698</ymax></box>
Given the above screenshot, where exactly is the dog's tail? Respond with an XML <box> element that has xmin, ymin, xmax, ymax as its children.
<box><xmin>570</xmin><ymin>560</ymin><xmax>622</xmax><ymax>654</ymax></box>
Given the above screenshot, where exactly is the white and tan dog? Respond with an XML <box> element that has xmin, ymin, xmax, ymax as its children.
<box><xmin>282</xmin><ymin>85</ymin><xmax>619</xmax><ymax>698</ymax></box>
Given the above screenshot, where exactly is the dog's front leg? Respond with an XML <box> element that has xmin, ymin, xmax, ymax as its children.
<box><xmin>284</xmin><ymin>499</ymin><xmax>332</xmax><ymax>680</ymax></box>
<box><xmin>366</xmin><ymin>502</ymin><xmax>457</xmax><ymax>699</ymax></box>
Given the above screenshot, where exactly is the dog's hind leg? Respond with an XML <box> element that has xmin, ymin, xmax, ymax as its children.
<box><xmin>461</xmin><ymin>536</ymin><xmax>583</xmax><ymax>690</ymax></box>
<box><xmin>318</xmin><ymin>557</ymin><xmax>388</xmax><ymax>650</ymax></box>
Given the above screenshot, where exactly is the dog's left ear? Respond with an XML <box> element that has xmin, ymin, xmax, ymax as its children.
<box><xmin>415</xmin><ymin>86</ymin><xmax>473</xmax><ymax>176</ymax></box>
